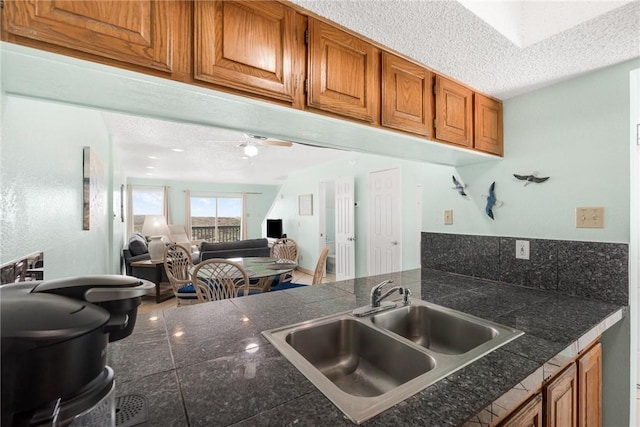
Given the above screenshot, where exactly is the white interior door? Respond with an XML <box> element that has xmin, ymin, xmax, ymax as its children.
<box><xmin>368</xmin><ymin>168</ymin><xmax>401</xmax><ymax>275</ymax></box>
<box><xmin>335</xmin><ymin>176</ymin><xmax>355</xmax><ymax>280</ymax></box>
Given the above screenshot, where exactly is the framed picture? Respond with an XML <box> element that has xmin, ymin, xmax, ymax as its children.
<box><xmin>82</xmin><ymin>146</ymin><xmax>105</xmax><ymax>230</ymax></box>
<box><xmin>120</xmin><ymin>184</ymin><xmax>125</xmax><ymax>223</ymax></box>
<box><xmin>298</xmin><ymin>194</ymin><xmax>313</xmax><ymax>216</ymax></box>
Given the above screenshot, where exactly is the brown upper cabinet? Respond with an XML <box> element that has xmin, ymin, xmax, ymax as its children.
<box><xmin>2</xmin><ymin>0</ymin><xmax>182</xmax><ymax>75</ymax></box>
<box><xmin>194</xmin><ymin>1</ymin><xmax>306</xmax><ymax>107</ymax></box>
<box><xmin>381</xmin><ymin>52</ymin><xmax>433</xmax><ymax>137</ymax></box>
<box><xmin>435</xmin><ymin>75</ymin><xmax>473</xmax><ymax>148</ymax></box>
<box><xmin>307</xmin><ymin>18</ymin><xmax>380</xmax><ymax>123</ymax></box>
<box><xmin>2</xmin><ymin>0</ymin><xmax>504</xmax><ymax>157</ymax></box>
<box><xmin>475</xmin><ymin>93</ymin><xmax>504</xmax><ymax>156</ymax></box>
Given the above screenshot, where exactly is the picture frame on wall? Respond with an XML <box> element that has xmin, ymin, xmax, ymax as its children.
<box><xmin>82</xmin><ymin>146</ymin><xmax>105</xmax><ymax>230</ymax></box>
<box><xmin>298</xmin><ymin>194</ymin><xmax>313</xmax><ymax>216</ymax></box>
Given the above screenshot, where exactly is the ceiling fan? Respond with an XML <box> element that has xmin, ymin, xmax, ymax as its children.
<box><xmin>237</xmin><ymin>134</ymin><xmax>293</xmax><ymax>157</ymax></box>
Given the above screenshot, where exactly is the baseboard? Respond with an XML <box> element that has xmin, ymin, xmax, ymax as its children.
<box><xmin>296</xmin><ymin>267</ymin><xmax>313</xmax><ymax>276</ymax></box>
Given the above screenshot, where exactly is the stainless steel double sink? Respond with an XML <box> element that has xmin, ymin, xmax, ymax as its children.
<box><xmin>262</xmin><ymin>298</ymin><xmax>523</xmax><ymax>424</ymax></box>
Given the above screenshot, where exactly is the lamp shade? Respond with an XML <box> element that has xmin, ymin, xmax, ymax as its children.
<box><xmin>141</xmin><ymin>215</ymin><xmax>169</xmax><ymax>239</ymax></box>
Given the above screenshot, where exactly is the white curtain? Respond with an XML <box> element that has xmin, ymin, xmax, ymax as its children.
<box><xmin>184</xmin><ymin>189</ymin><xmax>192</xmax><ymax>238</ymax></box>
<box><xmin>162</xmin><ymin>186</ymin><xmax>170</xmax><ymax>224</ymax></box>
<box><xmin>126</xmin><ymin>184</ymin><xmax>134</xmax><ymax>237</ymax></box>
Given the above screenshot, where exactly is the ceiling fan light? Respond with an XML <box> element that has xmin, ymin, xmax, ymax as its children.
<box><xmin>244</xmin><ymin>143</ymin><xmax>258</xmax><ymax>157</ymax></box>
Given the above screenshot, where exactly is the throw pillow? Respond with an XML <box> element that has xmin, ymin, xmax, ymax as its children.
<box><xmin>128</xmin><ymin>233</ymin><xmax>148</xmax><ymax>256</ymax></box>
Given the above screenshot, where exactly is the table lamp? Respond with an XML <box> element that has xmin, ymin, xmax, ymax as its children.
<box><xmin>141</xmin><ymin>215</ymin><xmax>169</xmax><ymax>261</ymax></box>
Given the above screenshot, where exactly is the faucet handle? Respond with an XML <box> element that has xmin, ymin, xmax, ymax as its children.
<box><xmin>371</xmin><ymin>279</ymin><xmax>393</xmax><ymax>296</ymax></box>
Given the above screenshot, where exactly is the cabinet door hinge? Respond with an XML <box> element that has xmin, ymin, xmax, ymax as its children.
<box><xmin>304</xmin><ymin>28</ymin><xmax>309</xmax><ymax>45</ymax></box>
<box><xmin>433</xmin><ymin>84</ymin><xmax>437</xmax><ymax>95</ymax></box>
<box><xmin>433</xmin><ymin>118</ymin><xmax>437</xmax><ymax>128</ymax></box>
<box><xmin>1</xmin><ymin>1</ymin><xmax>4</xmax><ymax>9</ymax></box>
<box><xmin>304</xmin><ymin>79</ymin><xmax>308</xmax><ymax>94</ymax></box>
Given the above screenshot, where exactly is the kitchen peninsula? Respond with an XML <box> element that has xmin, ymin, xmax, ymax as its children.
<box><xmin>107</xmin><ymin>269</ymin><xmax>624</xmax><ymax>426</ymax></box>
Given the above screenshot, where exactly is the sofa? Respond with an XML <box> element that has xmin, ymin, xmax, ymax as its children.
<box><xmin>199</xmin><ymin>238</ymin><xmax>270</xmax><ymax>262</ymax></box>
<box><xmin>123</xmin><ymin>232</ymin><xmax>151</xmax><ymax>276</ymax></box>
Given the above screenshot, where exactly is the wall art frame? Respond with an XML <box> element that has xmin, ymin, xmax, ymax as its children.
<box><xmin>298</xmin><ymin>194</ymin><xmax>313</xmax><ymax>216</ymax></box>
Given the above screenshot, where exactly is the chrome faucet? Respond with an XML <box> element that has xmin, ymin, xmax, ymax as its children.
<box><xmin>370</xmin><ymin>279</ymin><xmax>401</xmax><ymax>307</ymax></box>
<box><xmin>353</xmin><ymin>279</ymin><xmax>410</xmax><ymax>317</ymax></box>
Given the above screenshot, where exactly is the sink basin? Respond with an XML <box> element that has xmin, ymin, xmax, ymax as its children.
<box><xmin>262</xmin><ymin>299</ymin><xmax>523</xmax><ymax>424</ymax></box>
<box><xmin>285</xmin><ymin>318</ymin><xmax>435</xmax><ymax>397</ymax></box>
<box><xmin>371</xmin><ymin>304</ymin><xmax>498</xmax><ymax>355</ymax></box>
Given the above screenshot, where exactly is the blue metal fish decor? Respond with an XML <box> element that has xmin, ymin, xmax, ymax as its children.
<box><xmin>483</xmin><ymin>182</ymin><xmax>503</xmax><ymax>220</ymax></box>
<box><xmin>452</xmin><ymin>175</ymin><xmax>467</xmax><ymax>196</ymax></box>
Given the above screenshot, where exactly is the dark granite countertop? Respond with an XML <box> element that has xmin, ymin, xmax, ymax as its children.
<box><xmin>107</xmin><ymin>268</ymin><xmax>625</xmax><ymax>426</ymax></box>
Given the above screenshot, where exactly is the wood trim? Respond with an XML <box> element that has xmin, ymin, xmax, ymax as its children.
<box><xmin>474</xmin><ymin>93</ymin><xmax>504</xmax><ymax>156</ymax></box>
<box><xmin>545</xmin><ymin>363</ymin><xmax>578</xmax><ymax>427</ymax></box>
<box><xmin>578</xmin><ymin>343</ymin><xmax>602</xmax><ymax>427</ymax></box>
<box><xmin>194</xmin><ymin>0</ymin><xmax>300</xmax><ymax>103</ymax></box>
<box><xmin>497</xmin><ymin>393</ymin><xmax>543</xmax><ymax>427</ymax></box>
<box><xmin>381</xmin><ymin>52</ymin><xmax>433</xmax><ymax>137</ymax></box>
<box><xmin>307</xmin><ymin>18</ymin><xmax>380</xmax><ymax>123</ymax></box>
<box><xmin>435</xmin><ymin>75</ymin><xmax>473</xmax><ymax>147</ymax></box>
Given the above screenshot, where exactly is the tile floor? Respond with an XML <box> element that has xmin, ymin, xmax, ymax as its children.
<box><xmin>137</xmin><ymin>270</ymin><xmax>332</xmax><ymax>314</ymax></box>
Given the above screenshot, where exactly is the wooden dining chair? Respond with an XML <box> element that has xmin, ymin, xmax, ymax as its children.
<box><xmin>191</xmin><ymin>259</ymin><xmax>251</xmax><ymax>301</ymax></box>
<box><xmin>163</xmin><ymin>244</ymin><xmax>199</xmax><ymax>306</ymax></box>
<box><xmin>271</xmin><ymin>237</ymin><xmax>298</xmax><ymax>284</ymax></box>
<box><xmin>312</xmin><ymin>247</ymin><xmax>330</xmax><ymax>285</ymax></box>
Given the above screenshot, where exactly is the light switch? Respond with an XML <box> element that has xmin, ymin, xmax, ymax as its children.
<box><xmin>576</xmin><ymin>207</ymin><xmax>604</xmax><ymax>228</ymax></box>
<box><xmin>444</xmin><ymin>210</ymin><xmax>453</xmax><ymax>225</ymax></box>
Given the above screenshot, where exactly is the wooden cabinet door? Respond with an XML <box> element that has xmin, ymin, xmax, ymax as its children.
<box><xmin>498</xmin><ymin>393</ymin><xmax>543</xmax><ymax>427</ymax></box>
<box><xmin>307</xmin><ymin>18</ymin><xmax>380</xmax><ymax>123</ymax></box>
<box><xmin>475</xmin><ymin>93</ymin><xmax>503</xmax><ymax>155</ymax></box>
<box><xmin>381</xmin><ymin>52</ymin><xmax>433</xmax><ymax>137</ymax></box>
<box><xmin>435</xmin><ymin>75</ymin><xmax>473</xmax><ymax>147</ymax></box>
<box><xmin>2</xmin><ymin>0</ymin><xmax>177</xmax><ymax>73</ymax></box>
<box><xmin>545</xmin><ymin>363</ymin><xmax>578</xmax><ymax>427</ymax></box>
<box><xmin>194</xmin><ymin>1</ymin><xmax>304</xmax><ymax>105</ymax></box>
<box><xmin>578</xmin><ymin>343</ymin><xmax>602</xmax><ymax>427</ymax></box>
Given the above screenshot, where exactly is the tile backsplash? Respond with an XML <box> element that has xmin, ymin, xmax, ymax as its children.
<box><xmin>421</xmin><ymin>233</ymin><xmax>628</xmax><ymax>305</ymax></box>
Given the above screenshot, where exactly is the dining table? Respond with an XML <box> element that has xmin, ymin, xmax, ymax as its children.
<box><xmin>192</xmin><ymin>257</ymin><xmax>298</xmax><ymax>294</ymax></box>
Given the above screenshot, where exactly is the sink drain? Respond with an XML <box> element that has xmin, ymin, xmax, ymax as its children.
<box><xmin>115</xmin><ymin>394</ymin><xmax>148</xmax><ymax>427</ymax></box>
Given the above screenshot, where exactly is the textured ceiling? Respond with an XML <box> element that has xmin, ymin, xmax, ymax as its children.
<box><xmin>107</xmin><ymin>0</ymin><xmax>640</xmax><ymax>184</ymax></box>
<box><xmin>290</xmin><ymin>0</ymin><xmax>640</xmax><ymax>99</ymax></box>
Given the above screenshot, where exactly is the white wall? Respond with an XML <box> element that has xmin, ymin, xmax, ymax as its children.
<box><xmin>268</xmin><ymin>152</ymin><xmax>424</xmax><ymax>275</ymax></box>
<box><xmin>420</xmin><ymin>59</ymin><xmax>638</xmax><ymax>243</ymax></box>
<box><xmin>1</xmin><ymin>96</ymin><xmax>118</xmax><ymax>277</ymax></box>
<box><xmin>416</xmin><ymin>59</ymin><xmax>638</xmax><ymax>427</ymax></box>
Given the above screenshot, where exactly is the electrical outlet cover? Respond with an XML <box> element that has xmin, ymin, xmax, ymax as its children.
<box><xmin>515</xmin><ymin>240</ymin><xmax>530</xmax><ymax>260</ymax></box>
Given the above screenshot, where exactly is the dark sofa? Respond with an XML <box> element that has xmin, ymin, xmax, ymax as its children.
<box><xmin>199</xmin><ymin>238</ymin><xmax>270</xmax><ymax>262</ymax></box>
<box><xmin>122</xmin><ymin>248</ymin><xmax>151</xmax><ymax>276</ymax></box>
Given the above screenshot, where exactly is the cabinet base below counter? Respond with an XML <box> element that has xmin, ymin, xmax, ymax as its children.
<box><xmin>463</xmin><ymin>308</ymin><xmax>623</xmax><ymax>427</ymax></box>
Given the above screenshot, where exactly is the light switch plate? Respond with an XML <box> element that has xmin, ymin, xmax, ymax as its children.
<box><xmin>444</xmin><ymin>210</ymin><xmax>453</xmax><ymax>225</ymax></box>
<box><xmin>576</xmin><ymin>207</ymin><xmax>604</xmax><ymax>228</ymax></box>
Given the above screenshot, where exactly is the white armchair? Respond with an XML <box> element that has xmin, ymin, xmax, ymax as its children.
<box><xmin>167</xmin><ymin>224</ymin><xmax>205</xmax><ymax>254</ymax></box>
